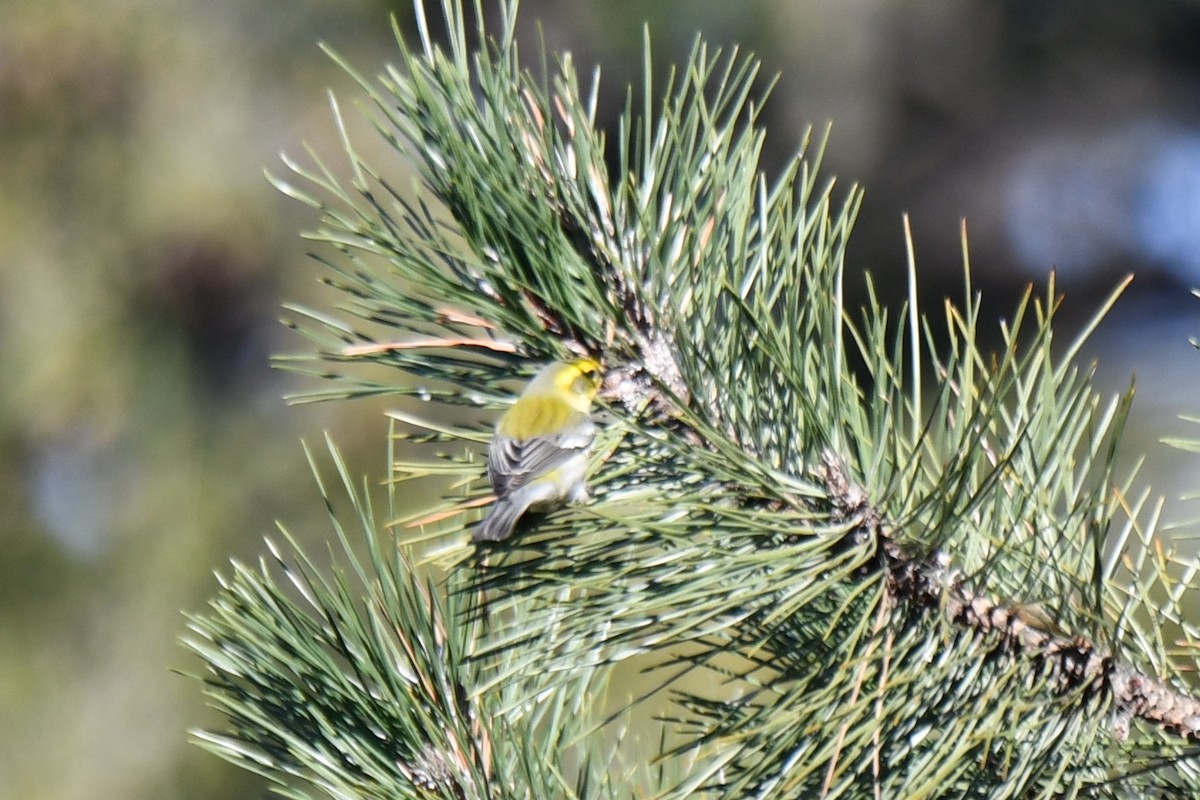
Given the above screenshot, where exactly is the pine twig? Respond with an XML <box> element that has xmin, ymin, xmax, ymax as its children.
<box><xmin>817</xmin><ymin>451</ymin><xmax>1200</xmax><ymax>744</ymax></box>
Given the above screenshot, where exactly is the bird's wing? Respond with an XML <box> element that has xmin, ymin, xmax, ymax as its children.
<box><xmin>488</xmin><ymin>413</ymin><xmax>595</xmax><ymax>497</ymax></box>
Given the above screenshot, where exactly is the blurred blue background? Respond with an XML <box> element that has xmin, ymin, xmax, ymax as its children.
<box><xmin>3</xmin><ymin>1</ymin><xmax>1200</xmax><ymax>797</ymax></box>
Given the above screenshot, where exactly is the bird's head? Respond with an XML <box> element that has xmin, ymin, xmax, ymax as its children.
<box><xmin>529</xmin><ymin>357</ymin><xmax>602</xmax><ymax>410</ymax></box>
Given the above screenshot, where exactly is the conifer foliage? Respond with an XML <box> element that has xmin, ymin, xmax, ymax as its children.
<box><xmin>183</xmin><ymin>2</ymin><xmax>1200</xmax><ymax>796</ymax></box>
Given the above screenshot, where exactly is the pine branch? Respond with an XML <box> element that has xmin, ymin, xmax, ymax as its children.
<box><xmin>186</xmin><ymin>1</ymin><xmax>1200</xmax><ymax>797</ymax></box>
<box><xmin>184</xmin><ymin>437</ymin><xmax>652</xmax><ymax>799</ymax></box>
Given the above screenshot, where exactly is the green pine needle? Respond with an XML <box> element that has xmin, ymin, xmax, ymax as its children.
<box><xmin>186</xmin><ymin>1</ymin><xmax>1200</xmax><ymax>797</ymax></box>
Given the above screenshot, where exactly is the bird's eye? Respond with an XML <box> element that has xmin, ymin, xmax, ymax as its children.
<box><xmin>572</xmin><ymin>368</ymin><xmax>599</xmax><ymax>393</ymax></box>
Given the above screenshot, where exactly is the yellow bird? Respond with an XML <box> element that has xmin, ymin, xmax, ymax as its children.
<box><xmin>473</xmin><ymin>357</ymin><xmax>602</xmax><ymax>543</ymax></box>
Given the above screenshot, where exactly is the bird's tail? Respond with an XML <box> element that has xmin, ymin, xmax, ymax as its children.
<box><xmin>472</xmin><ymin>496</ymin><xmax>530</xmax><ymax>543</ymax></box>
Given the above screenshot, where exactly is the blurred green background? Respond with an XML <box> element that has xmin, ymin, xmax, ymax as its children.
<box><xmin>4</xmin><ymin>1</ymin><xmax>1200</xmax><ymax>797</ymax></box>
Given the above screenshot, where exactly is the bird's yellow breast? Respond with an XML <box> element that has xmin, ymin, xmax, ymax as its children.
<box><xmin>497</xmin><ymin>394</ymin><xmax>579</xmax><ymax>440</ymax></box>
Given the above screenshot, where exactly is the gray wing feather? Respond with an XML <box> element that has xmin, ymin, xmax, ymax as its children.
<box><xmin>488</xmin><ymin>413</ymin><xmax>594</xmax><ymax>497</ymax></box>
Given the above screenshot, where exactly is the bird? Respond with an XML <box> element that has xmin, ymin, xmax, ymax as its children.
<box><xmin>473</xmin><ymin>357</ymin><xmax>602</xmax><ymax>543</ymax></box>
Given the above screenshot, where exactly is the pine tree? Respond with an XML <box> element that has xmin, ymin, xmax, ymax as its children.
<box><xmin>182</xmin><ymin>2</ymin><xmax>1200</xmax><ymax>796</ymax></box>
